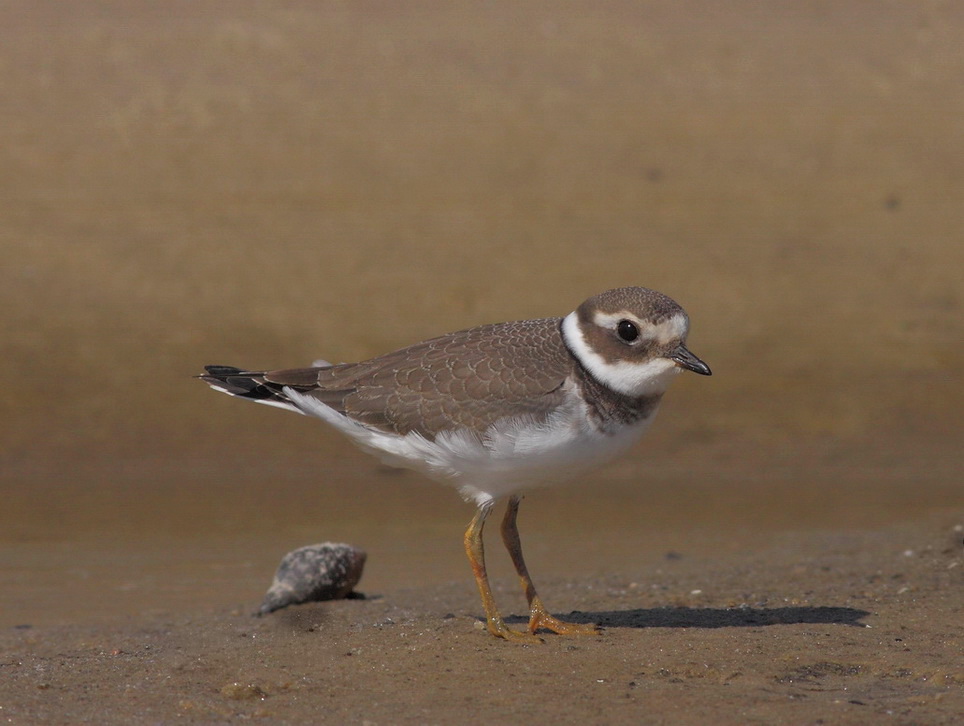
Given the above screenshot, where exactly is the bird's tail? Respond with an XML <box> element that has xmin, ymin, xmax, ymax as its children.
<box><xmin>197</xmin><ymin>365</ymin><xmax>302</xmax><ymax>413</ymax></box>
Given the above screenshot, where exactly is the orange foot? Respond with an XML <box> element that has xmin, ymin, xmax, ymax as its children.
<box><xmin>483</xmin><ymin>615</ymin><xmax>544</xmax><ymax>643</ymax></box>
<box><xmin>528</xmin><ymin>607</ymin><xmax>600</xmax><ymax>636</ymax></box>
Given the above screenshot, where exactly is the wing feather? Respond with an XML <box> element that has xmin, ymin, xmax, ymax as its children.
<box><xmin>248</xmin><ymin>318</ymin><xmax>573</xmax><ymax>438</ymax></box>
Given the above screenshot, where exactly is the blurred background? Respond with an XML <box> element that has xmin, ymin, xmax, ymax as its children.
<box><xmin>1</xmin><ymin>2</ymin><xmax>960</xmax><ymax>626</ymax></box>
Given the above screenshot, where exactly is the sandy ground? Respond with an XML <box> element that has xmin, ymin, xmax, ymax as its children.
<box><xmin>1</xmin><ymin>512</ymin><xmax>962</xmax><ymax>725</ymax></box>
<box><xmin>1</xmin><ymin>2</ymin><xmax>962</xmax><ymax>724</ymax></box>
<box><xmin>2</xmin><ymin>443</ymin><xmax>961</xmax><ymax>724</ymax></box>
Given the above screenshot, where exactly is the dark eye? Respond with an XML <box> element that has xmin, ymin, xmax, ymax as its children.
<box><xmin>616</xmin><ymin>320</ymin><xmax>639</xmax><ymax>342</ymax></box>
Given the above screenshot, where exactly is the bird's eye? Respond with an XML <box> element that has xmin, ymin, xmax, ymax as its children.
<box><xmin>616</xmin><ymin>320</ymin><xmax>639</xmax><ymax>342</ymax></box>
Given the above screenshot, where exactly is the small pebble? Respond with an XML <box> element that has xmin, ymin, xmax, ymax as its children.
<box><xmin>259</xmin><ymin>542</ymin><xmax>366</xmax><ymax>615</ymax></box>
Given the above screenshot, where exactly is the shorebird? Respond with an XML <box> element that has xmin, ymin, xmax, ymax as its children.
<box><xmin>199</xmin><ymin>286</ymin><xmax>711</xmax><ymax>642</ymax></box>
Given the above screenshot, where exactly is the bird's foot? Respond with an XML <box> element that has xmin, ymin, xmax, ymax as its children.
<box><xmin>484</xmin><ymin>616</ymin><xmax>544</xmax><ymax>644</ymax></box>
<box><xmin>527</xmin><ymin>608</ymin><xmax>600</xmax><ymax>637</ymax></box>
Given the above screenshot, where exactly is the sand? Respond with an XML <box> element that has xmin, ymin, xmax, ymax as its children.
<box><xmin>3</xmin><ymin>443</ymin><xmax>961</xmax><ymax>724</ymax></box>
<box><xmin>2</xmin><ymin>518</ymin><xmax>962</xmax><ymax>725</ymax></box>
<box><xmin>1</xmin><ymin>2</ymin><xmax>961</xmax><ymax>724</ymax></box>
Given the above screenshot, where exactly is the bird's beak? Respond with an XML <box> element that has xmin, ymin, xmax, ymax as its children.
<box><xmin>669</xmin><ymin>345</ymin><xmax>712</xmax><ymax>376</ymax></box>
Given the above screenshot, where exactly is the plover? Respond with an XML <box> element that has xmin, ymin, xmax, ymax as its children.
<box><xmin>199</xmin><ymin>286</ymin><xmax>711</xmax><ymax>642</ymax></box>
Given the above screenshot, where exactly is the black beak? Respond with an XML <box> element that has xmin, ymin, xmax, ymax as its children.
<box><xmin>670</xmin><ymin>345</ymin><xmax>712</xmax><ymax>376</ymax></box>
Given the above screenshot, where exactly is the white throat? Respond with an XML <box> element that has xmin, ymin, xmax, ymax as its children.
<box><xmin>561</xmin><ymin>311</ymin><xmax>681</xmax><ymax>398</ymax></box>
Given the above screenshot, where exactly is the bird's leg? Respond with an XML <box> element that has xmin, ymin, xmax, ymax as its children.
<box><xmin>464</xmin><ymin>501</ymin><xmax>542</xmax><ymax>642</ymax></box>
<box><xmin>500</xmin><ymin>495</ymin><xmax>600</xmax><ymax>636</ymax></box>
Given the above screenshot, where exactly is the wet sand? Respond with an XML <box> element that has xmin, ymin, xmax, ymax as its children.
<box><xmin>1</xmin><ymin>2</ymin><xmax>962</xmax><ymax>724</ymax></box>
<box><xmin>2</xmin><ymin>443</ymin><xmax>961</xmax><ymax>724</ymax></box>
<box><xmin>2</xmin><ymin>516</ymin><xmax>963</xmax><ymax>725</ymax></box>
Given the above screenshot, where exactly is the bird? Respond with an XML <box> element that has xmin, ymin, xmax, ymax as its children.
<box><xmin>199</xmin><ymin>286</ymin><xmax>711</xmax><ymax>642</ymax></box>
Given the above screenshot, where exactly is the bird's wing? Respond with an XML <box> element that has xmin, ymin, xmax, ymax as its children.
<box><xmin>248</xmin><ymin>317</ymin><xmax>573</xmax><ymax>438</ymax></box>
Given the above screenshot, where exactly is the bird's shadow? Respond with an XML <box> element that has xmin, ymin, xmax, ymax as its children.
<box><xmin>506</xmin><ymin>605</ymin><xmax>870</xmax><ymax>629</ymax></box>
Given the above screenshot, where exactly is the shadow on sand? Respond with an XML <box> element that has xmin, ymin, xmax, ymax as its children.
<box><xmin>508</xmin><ymin>605</ymin><xmax>870</xmax><ymax>630</ymax></box>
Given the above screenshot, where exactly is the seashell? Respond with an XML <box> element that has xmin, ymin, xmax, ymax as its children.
<box><xmin>259</xmin><ymin>542</ymin><xmax>366</xmax><ymax>615</ymax></box>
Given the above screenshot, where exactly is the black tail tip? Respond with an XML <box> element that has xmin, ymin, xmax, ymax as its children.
<box><xmin>203</xmin><ymin>365</ymin><xmax>245</xmax><ymax>377</ymax></box>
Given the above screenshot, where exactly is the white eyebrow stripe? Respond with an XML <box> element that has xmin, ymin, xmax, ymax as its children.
<box><xmin>592</xmin><ymin>311</ymin><xmax>651</xmax><ymax>335</ymax></box>
<box><xmin>591</xmin><ymin>311</ymin><xmax>689</xmax><ymax>345</ymax></box>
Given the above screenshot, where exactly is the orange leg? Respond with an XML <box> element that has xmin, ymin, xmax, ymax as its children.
<box><xmin>463</xmin><ymin>502</ymin><xmax>542</xmax><ymax>643</ymax></box>
<box><xmin>500</xmin><ymin>495</ymin><xmax>600</xmax><ymax>636</ymax></box>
